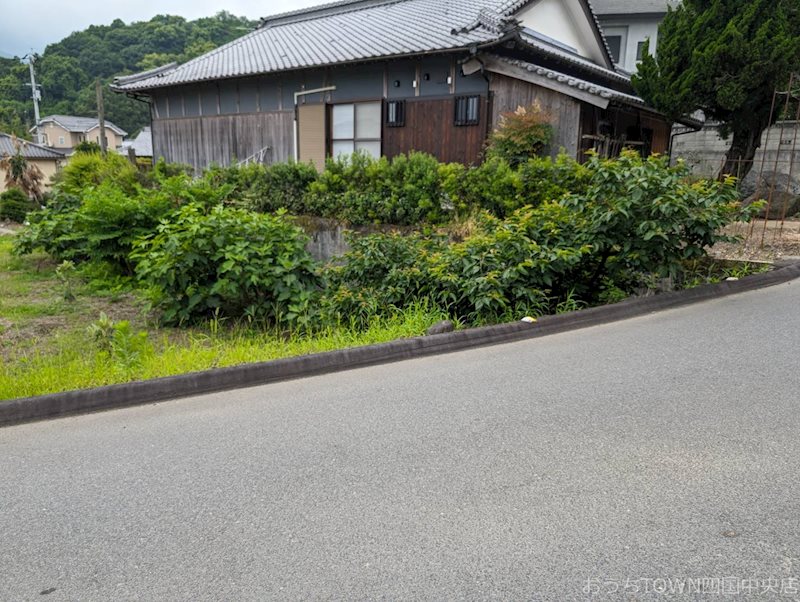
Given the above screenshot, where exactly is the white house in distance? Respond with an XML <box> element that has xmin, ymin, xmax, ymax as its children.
<box><xmin>592</xmin><ymin>0</ymin><xmax>676</xmax><ymax>72</ymax></box>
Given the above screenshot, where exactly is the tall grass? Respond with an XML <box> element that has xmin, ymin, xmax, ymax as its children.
<box><xmin>0</xmin><ymin>303</ymin><xmax>450</xmax><ymax>400</ymax></box>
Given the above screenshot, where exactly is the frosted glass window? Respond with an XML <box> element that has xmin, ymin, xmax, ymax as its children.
<box><xmin>330</xmin><ymin>101</ymin><xmax>381</xmax><ymax>159</ymax></box>
<box><xmin>356</xmin><ymin>102</ymin><xmax>381</xmax><ymax>139</ymax></box>
<box><xmin>332</xmin><ymin>104</ymin><xmax>354</xmax><ymax>139</ymax></box>
<box><xmin>355</xmin><ymin>141</ymin><xmax>381</xmax><ymax>159</ymax></box>
<box><xmin>332</xmin><ymin>141</ymin><xmax>355</xmax><ymax>157</ymax></box>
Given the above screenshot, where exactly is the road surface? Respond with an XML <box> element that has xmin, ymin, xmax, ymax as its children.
<box><xmin>3</xmin><ymin>282</ymin><xmax>800</xmax><ymax>600</ymax></box>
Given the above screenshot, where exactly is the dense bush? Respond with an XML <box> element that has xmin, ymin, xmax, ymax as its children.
<box><xmin>133</xmin><ymin>205</ymin><xmax>321</xmax><ymax>326</ymax></box>
<box><xmin>15</xmin><ymin>155</ymin><xmax>237</xmax><ymax>272</ymax></box>
<box><xmin>0</xmin><ymin>187</ymin><xmax>34</xmax><ymax>223</ymax></box>
<box><xmin>55</xmin><ymin>151</ymin><xmax>139</xmax><ymax>196</ymax></box>
<box><xmin>440</xmin><ymin>154</ymin><xmax>588</xmax><ymax>218</ymax></box>
<box><xmin>205</xmin><ymin>161</ymin><xmax>318</xmax><ymax>214</ymax></box>
<box><xmin>565</xmin><ymin>151</ymin><xmax>754</xmax><ymax>291</ymax></box>
<box><xmin>485</xmin><ymin>104</ymin><xmax>554</xmax><ymax>167</ymax></box>
<box><xmin>518</xmin><ymin>154</ymin><xmax>591</xmax><ymax>208</ymax></box>
<box><xmin>323</xmin><ymin>204</ymin><xmax>591</xmax><ymax>325</ymax></box>
<box><xmin>323</xmin><ymin>151</ymin><xmax>755</xmax><ymax>325</ymax></box>
<box><xmin>306</xmin><ymin>152</ymin><xmax>447</xmax><ymax>225</ymax></box>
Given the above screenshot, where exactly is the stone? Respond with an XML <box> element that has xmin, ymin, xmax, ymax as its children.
<box><xmin>426</xmin><ymin>320</ymin><xmax>455</xmax><ymax>336</ymax></box>
<box><xmin>739</xmin><ymin>170</ymin><xmax>800</xmax><ymax>219</ymax></box>
<box><xmin>742</xmin><ymin>191</ymin><xmax>800</xmax><ymax>219</ymax></box>
<box><xmin>739</xmin><ymin>170</ymin><xmax>800</xmax><ymax>199</ymax></box>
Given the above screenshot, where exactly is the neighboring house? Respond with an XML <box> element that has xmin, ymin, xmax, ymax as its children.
<box><xmin>121</xmin><ymin>127</ymin><xmax>154</xmax><ymax>159</ymax></box>
<box><xmin>113</xmin><ymin>0</ymin><xmax>686</xmax><ymax>171</ymax></box>
<box><xmin>0</xmin><ymin>133</ymin><xmax>66</xmax><ymax>193</ymax></box>
<box><xmin>591</xmin><ymin>0</ymin><xmax>676</xmax><ymax>73</ymax></box>
<box><xmin>32</xmin><ymin>115</ymin><xmax>127</xmax><ymax>154</ymax></box>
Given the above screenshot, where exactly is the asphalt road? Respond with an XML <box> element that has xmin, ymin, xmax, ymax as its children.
<box><xmin>3</xmin><ymin>282</ymin><xmax>800</xmax><ymax>601</ymax></box>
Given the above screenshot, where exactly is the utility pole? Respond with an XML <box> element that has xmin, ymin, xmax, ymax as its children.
<box><xmin>25</xmin><ymin>55</ymin><xmax>43</xmax><ymax>144</ymax></box>
<box><xmin>95</xmin><ymin>79</ymin><xmax>107</xmax><ymax>156</ymax></box>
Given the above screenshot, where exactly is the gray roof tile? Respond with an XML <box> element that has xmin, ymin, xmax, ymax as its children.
<box><xmin>114</xmin><ymin>0</ymin><xmax>522</xmax><ymax>91</ymax></box>
<box><xmin>0</xmin><ymin>134</ymin><xmax>66</xmax><ymax>160</ymax></box>
<box><xmin>114</xmin><ymin>0</ymin><xmax>624</xmax><ymax>93</ymax></box>
<box><xmin>36</xmin><ymin>115</ymin><xmax>127</xmax><ymax>136</ymax></box>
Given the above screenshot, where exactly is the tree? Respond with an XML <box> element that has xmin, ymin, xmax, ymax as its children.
<box><xmin>0</xmin><ymin>137</ymin><xmax>45</xmax><ymax>205</ymax></box>
<box><xmin>633</xmin><ymin>0</ymin><xmax>800</xmax><ymax>179</ymax></box>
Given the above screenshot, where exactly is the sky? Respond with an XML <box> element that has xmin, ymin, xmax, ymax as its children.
<box><xmin>0</xmin><ymin>0</ymin><xmax>324</xmax><ymax>57</ymax></box>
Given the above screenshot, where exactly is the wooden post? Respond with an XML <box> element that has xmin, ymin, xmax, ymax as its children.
<box><xmin>95</xmin><ymin>79</ymin><xmax>107</xmax><ymax>156</ymax></box>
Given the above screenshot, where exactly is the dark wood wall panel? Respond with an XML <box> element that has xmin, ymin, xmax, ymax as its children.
<box><xmin>382</xmin><ymin>97</ymin><xmax>488</xmax><ymax>165</ymax></box>
<box><xmin>152</xmin><ymin>111</ymin><xmax>294</xmax><ymax>171</ymax></box>
<box><xmin>488</xmin><ymin>74</ymin><xmax>581</xmax><ymax>159</ymax></box>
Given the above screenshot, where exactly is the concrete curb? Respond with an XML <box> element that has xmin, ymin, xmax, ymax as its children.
<box><xmin>3</xmin><ymin>262</ymin><xmax>800</xmax><ymax>428</ymax></box>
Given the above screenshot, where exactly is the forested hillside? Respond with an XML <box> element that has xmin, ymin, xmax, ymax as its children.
<box><xmin>0</xmin><ymin>11</ymin><xmax>256</xmax><ymax>139</ymax></box>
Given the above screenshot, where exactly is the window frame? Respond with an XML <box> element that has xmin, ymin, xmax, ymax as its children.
<box><xmin>329</xmin><ymin>100</ymin><xmax>383</xmax><ymax>158</ymax></box>
<box><xmin>454</xmin><ymin>95</ymin><xmax>480</xmax><ymax>127</ymax></box>
<box><xmin>386</xmin><ymin>100</ymin><xmax>406</xmax><ymax>128</ymax></box>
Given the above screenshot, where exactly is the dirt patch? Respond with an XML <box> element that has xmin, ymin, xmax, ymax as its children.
<box><xmin>710</xmin><ymin>219</ymin><xmax>800</xmax><ymax>262</ymax></box>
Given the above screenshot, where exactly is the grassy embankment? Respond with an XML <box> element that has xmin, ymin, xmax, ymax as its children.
<box><xmin>0</xmin><ymin>235</ymin><xmax>448</xmax><ymax>400</ymax></box>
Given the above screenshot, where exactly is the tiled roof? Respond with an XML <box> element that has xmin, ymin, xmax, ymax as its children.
<box><xmin>0</xmin><ymin>134</ymin><xmax>66</xmax><ymax>160</ymax></box>
<box><xmin>518</xmin><ymin>29</ymin><xmax>628</xmax><ymax>84</ymax></box>
<box><xmin>121</xmin><ymin>127</ymin><xmax>153</xmax><ymax>157</ymax></box>
<box><xmin>36</xmin><ymin>115</ymin><xmax>127</xmax><ymax>136</ymax></box>
<box><xmin>486</xmin><ymin>55</ymin><xmax>645</xmax><ymax>106</ymax></box>
<box><xmin>113</xmin><ymin>0</ymin><xmax>616</xmax><ymax>92</ymax></box>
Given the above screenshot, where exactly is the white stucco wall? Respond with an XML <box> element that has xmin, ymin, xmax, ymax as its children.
<box><xmin>598</xmin><ymin>16</ymin><xmax>662</xmax><ymax>72</ymax></box>
<box><xmin>517</xmin><ymin>0</ymin><xmax>608</xmax><ymax>65</ymax></box>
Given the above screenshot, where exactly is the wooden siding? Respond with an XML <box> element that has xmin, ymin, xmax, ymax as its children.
<box><xmin>488</xmin><ymin>74</ymin><xmax>581</xmax><ymax>158</ymax></box>
<box><xmin>382</xmin><ymin>96</ymin><xmax>489</xmax><ymax>165</ymax></box>
<box><xmin>151</xmin><ymin>111</ymin><xmax>293</xmax><ymax>170</ymax></box>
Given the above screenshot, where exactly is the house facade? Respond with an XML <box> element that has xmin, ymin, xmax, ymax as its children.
<box><xmin>0</xmin><ymin>133</ymin><xmax>66</xmax><ymax>193</ymax></box>
<box><xmin>33</xmin><ymin>115</ymin><xmax>127</xmax><ymax>154</ymax></box>
<box><xmin>591</xmin><ymin>0</ymin><xmax>676</xmax><ymax>73</ymax></box>
<box><xmin>113</xmin><ymin>0</ymin><xmax>679</xmax><ymax>171</ymax></box>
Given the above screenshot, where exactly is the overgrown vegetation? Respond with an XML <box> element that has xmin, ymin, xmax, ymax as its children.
<box><xmin>0</xmin><ymin>188</ymin><xmax>33</xmax><ymax>223</ymax></box>
<box><xmin>4</xmin><ymin>138</ymin><xmax>759</xmax><ymax>399</ymax></box>
<box><xmin>0</xmin><ymin>233</ymin><xmax>449</xmax><ymax>399</ymax></box>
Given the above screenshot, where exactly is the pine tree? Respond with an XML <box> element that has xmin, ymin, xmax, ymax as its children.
<box><xmin>633</xmin><ymin>0</ymin><xmax>800</xmax><ymax>178</ymax></box>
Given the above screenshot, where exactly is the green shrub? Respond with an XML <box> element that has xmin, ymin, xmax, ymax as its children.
<box><xmin>55</xmin><ymin>152</ymin><xmax>138</xmax><ymax>196</ymax></box>
<box><xmin>205</xmin><ymin>161</ymin><xmax>318</xmax><ymax>213</ymax></box>
<box><xmin>133</xmin><ymin>204</ymin><xmax>321</xmax><ymax>326</ymax></box>
<box><xmin>518</xmin><ymin>154</ymin><xmax>590</xmax><ymax>207</ymax></box>
<box><xmin>485</xmin><ymin>104</ymin><xmax>554</xmax><ymax>167</ymax></box>
<box><xmin>440</xmin><ymin>157</ymin><xmax>522</xmax><ymax>217</ymax></box>
<box><xmin>74</xmin><ymin>141</ymin><xmax>102</xmax><ymax>154</ymax></box>
<box><xmin>14</xmin><ymin>170</ymin><xmax>231</xmax><ymax>272</ymax></box>
<box><xmin>13</xmin><ymin>193</ymin><xmax>87</xmax><ymax>260</ymax></box>
<box><xmin>564</xmin><ymin>150</ymin><xmax>755</xmax><ymax>292</ymax></box>
<box><xmin>323</xmin><ymin>203</ymin><xmax>591</xmax><ymax>325</ymax></box>
<box><xmin>78</xmin><ymin>181</ymin><xmax>176</xmax><ymax>271</ymax></box>
<box><xmin>0</xmin><ymin>187</ymin><xmax>34</xmax><ymax>223</ymax></box>
<box><xmin>307</xmin><ymin>152</ymin><xmax>448</xmax><ymax>225</ymax></box>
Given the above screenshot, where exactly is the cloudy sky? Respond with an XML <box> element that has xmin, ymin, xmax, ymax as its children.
<box><xmin>0</xmin><ymin>0</ymin><xmax>324</xmax><ymax>57</ymax></box>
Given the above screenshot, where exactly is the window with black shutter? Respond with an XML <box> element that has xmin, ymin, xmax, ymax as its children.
<box><xmin>386</xmin><ymin>100</ymin><xmax>405</xmax><ymax>127</ymax></box>
<box><xmin>454</xmin><ymin>95</ymin><xmax>480</xmax><ymax>126</ymax></box>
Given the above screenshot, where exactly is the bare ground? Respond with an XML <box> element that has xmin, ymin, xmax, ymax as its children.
<box><xmin>710</xmin><ymin>219</ymin><xmax>800</xmax><ymax>262</ymax></box>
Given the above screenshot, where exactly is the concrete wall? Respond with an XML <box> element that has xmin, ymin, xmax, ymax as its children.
<box><xmin>671</xmin><ymin>122</ymin><xmax>800</xmax><ymax>180</ymax></box>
